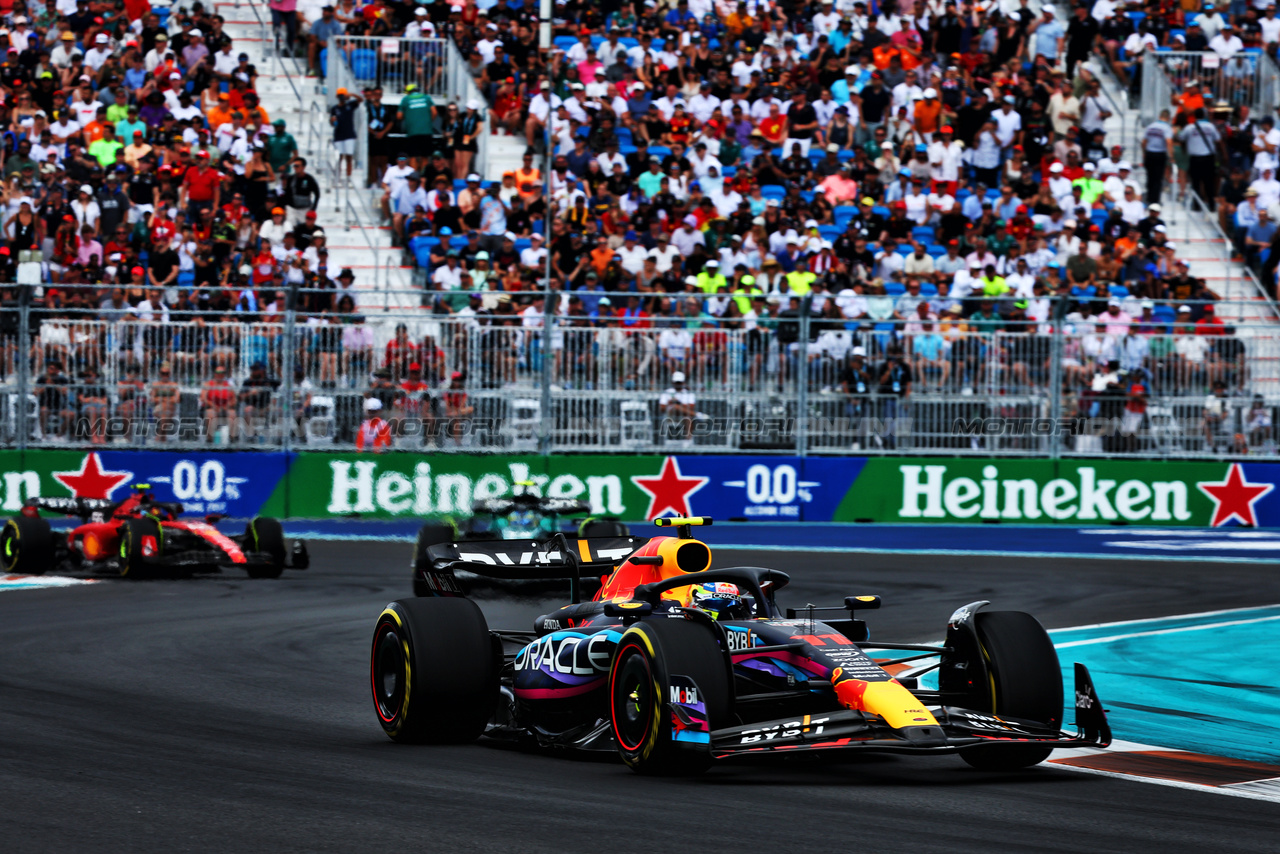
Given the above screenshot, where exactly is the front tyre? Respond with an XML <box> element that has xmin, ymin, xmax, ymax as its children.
<box><xmin>119</xmin><ymin>516</ymin><xmax>163</xmax><ymax>578</ymax></box>
<box><xmin>959</xmin><ymin>610</ymin><xmax>1064</xmax><ymax>771</ymax></box>
<box><xmin>244</xmin><ymin>517</ymin><xmax>287</xmax><ymax>579</ymax></box>
<box><xmin>370</xmin><ymin>597</ymin><xmax>498</xmax><ymax>743</ymax></box>
<box><xmin>609</xmin><ymin>617</ymin><xmax>729</xmax><ymax>776</ymax></box>
<box><xmin>1</xmin><ymin>516</ymin><xmax>54</xmax><ymax>575</ymax></box>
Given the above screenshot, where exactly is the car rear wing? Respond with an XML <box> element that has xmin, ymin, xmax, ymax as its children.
<box><xmin>23</xmin><ymin>496</ymin><xmax>117</xmax><ymax>519</ymax></box>
<box><xmin>426</xmin><ymin>533</ymin><xmax>649</xmax><ymax>602</ymax></box>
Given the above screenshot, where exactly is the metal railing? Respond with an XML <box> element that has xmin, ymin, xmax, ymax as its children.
<box><xmin>1140</xmin><ymin>50</ymin><xmax>1280</xmax><ymax>128</ymax></box>
<box><xmin>3</xmin><ymin>287</ymin><xmax>1278</xmax><ymax>458</ymax></box>
<box><xmin>326</xmin><ymin>36</ymin><xmax>488</xmax><ymax>183</ymax></box>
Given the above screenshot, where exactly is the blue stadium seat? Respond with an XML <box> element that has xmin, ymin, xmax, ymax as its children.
<box><xmin>956</xmin><ymin>188</ymin><xmax>971</xmax><ymax>202</ymax></box>
<box><xmin>554</xmin><ymin>36</ymin><xmax>577</xmax><ymax>51</ymax></box>
<box><xmin>177</xmin><ymin>271</ymin><xmax>195</xmax><ymax>289</ymax></box>
<box><xmin>872</xmin><ymin>205</ymin><xmax>890</xmax><ymax>218</ymax></box>
<box><xmin>883</xmin><ymin>281</ymin><xmax>906</xmax><ymax>295</ymax></box>
<box><xmin>819</xmin><ymin>225</ymin><xmax>842</xmax><ymax>241</ymax></box>
<box><xmin>919</xmin><ymin>282</ymin><xmax>938</xmax><ymax>296</ymax></box>
<box><xmin>721</xmin><ymin>165</ymin><xmax>736</xmax><ymax>178</ymax></box>
<box><xmin>1127</xmin><ymin>12</ymin><xmax>1146</xmax><ymax>24</ymax></box>
<box><xmin>651</xmin><ymin>38</ymin><xmax>665</xmax><ymax>51</ymax></box>
<box><xmin>895</xmin><ymin>244</ymin><xmax>912</xmax><ymax>256</ymax></box>
<box><xmin>760</xmin><ymin>184</ymin><xmax>786</xmax><ymax>198</ymax></box>
<box><xmin>912</xmin><ymin>226</ymin><xmax>934</xmax><ymax>242</ymax></box>
<box><xmin>925</xmin><ymin>244</ymin><xmax>947</xmax><ymax>257</ymax></box>
<box><xmin>350</xmin><ymin>49</ymin><xmax>378</xmax><ymax>81</ymax></box>
<box><xmin>1110</xmin><ymin>284</ymin><xmax>1130</xmax><ymax>299</ymax></box>
<box><xmin>800</xmin><ymin>191</ymin><xmax>816</xmax><ymax>203</ymax></box>
<box><xmin>1152</xmin><ymin>305</ymin><xmax>1177</xmax><ymax>324</ymax></box>
<box><xmin>647</xmin><ymin>145</ymin><xmax>671</xmax><ymax>159</ymax></box>
<box><xmin>618</xmin><ymin>37</ymin><xmax>639</xmax><ymax>49</ymax></box>
<box><xmin>833</xmin><ymin>205</ymin><xmax>858</xmax><ymax>219</ymax></box>
<box><xmin>615</xmin><ymin>127</ymin><xmax>633</xmax><ymax>145</ymax></box>
<box><xmin>619</xmin><ymin>144</ymin><xmax>637</xmax><ymax>156</ymax></box>
<box><xmin>514</xmin><ymin>238</ymin><xmax>531</xmax><ymax>253</ymax></box>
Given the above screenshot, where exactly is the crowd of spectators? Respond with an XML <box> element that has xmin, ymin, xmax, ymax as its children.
<box><xmin>5</xmin><ymin>0</ymin><xmax>1280</xmax><ymax>452</ymax></box>
<box><xmin>323</xmin><ymin>0</ymin><xmax>1277</xmax><ymax>452</ymax></box>
<box><xmin>0</xmin><ymin>0</ymin><xmax>398</xmax><ymax>442</ymax></box>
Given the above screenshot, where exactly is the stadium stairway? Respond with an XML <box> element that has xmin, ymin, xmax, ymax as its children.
<box><xmin>1086</xmin><ymin>52</ymin><xmax>1280</xmax><ymax>396</ymax></box>
<box><xmin>220</xmin><ymin>4</ymin><xmax>414</xmax><ymax>314</ymax></box>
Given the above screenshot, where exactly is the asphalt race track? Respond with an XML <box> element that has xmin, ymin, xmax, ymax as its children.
<box><xmin>2</xmin><ymin>543</ymin><xmax>1278</xmax><ymax>853</ymax></box>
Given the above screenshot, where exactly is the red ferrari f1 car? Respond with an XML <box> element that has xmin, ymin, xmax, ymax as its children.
<box><xmin>1</xmin><ymin>485</ymin><xmax>308</xmax><ymax>578</ymax></box>
<box><xmin>375</xmin><ymin>517</ymin><xmax>1111</xmax><ymax>774</ymax></box>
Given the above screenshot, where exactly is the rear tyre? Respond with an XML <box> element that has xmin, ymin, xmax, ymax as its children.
<box><xmin>959</xmin><ymin>611</ymin><xmax>1063</xmax><ymax>771</ymax></box>
<box><xmin>578</xmin><ymin>518</ymin><xmax>630</xmax><ymax>538</ymax></box>
<box><xmin>370</xmin><ymin>597</ymin><xmax>498</xmax><ymax>743</ymax></box>
<box><xmin>412</xmin><ymin>521</ymin><xmax>456</xmax><ymax>597</ymax></box>
<box><xmin>609</xmin><ymin>617</ymin><xmax>729</xmax><ymax>776</ymax></box>
<box><xmin>1</xmin><ymin>516</ymin><xmax>54</xmax><ymax>576</ymax></box>
<box><xmin>119</xmin><ymin>516</ymin><xmax>163</xmax><ymax>579</ymax></box>
<box><xmin>244</xmin><ymin>517</ymin><xmax>287</xmax><ymax>579</ymax></box>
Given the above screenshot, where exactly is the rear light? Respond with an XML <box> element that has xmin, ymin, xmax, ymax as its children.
<box><xmin>82</xmin><ymin>533</ymin><xmax>101</xmax><ymax>560</ymax></box>
<box><xmin>20</xmin><ymin>506</ymin><xmax>38</xmax><ymax>518</ymax></box>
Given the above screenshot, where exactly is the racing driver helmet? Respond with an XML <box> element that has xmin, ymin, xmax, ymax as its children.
<box><xmin>691</xmin><ymin>581</ymin><xmax>751</xmax><ymax>621</ymax></box>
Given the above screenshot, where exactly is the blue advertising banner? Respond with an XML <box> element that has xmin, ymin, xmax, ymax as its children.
<box><xmin>671</xmin><ymin>456</ymin><xmax>868</xmax><ymax>522</ymax></box>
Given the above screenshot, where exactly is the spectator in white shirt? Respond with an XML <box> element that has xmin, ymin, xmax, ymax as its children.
<box><xmin>1250</xmin><ymin>167</ymin><xmax>1280</xmax><ymax>210</ymax></box>
<box><xmin>671</xmin><ymin>215</ymin><xmax>706</xmax><ymax>257</ymax></box>
<box><xmin>1261</xmin><ymin>6</ymin><xmax>1280</xmax><ymax>45</ymax></box>
<box><xmin>1208</xmin><ymin>24</ymin><xmax>1245</xmax><ymax>59</ymax></box>
<box><xmin>1117</xmin><ymin>183</ymin><xmax>1146</xmax><ymax>223</ymax></box>
<box><xmin>616</xmin><ymin>231</ymin><xmax>649</xmax><ymax>274</ymax></box>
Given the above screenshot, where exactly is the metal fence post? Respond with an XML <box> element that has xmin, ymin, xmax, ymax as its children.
<box><xmin>1047</xmin><ymin>301</ymin><xmax>1064</xmax><ymax>459</ymax></box>
<box><xmin>538</xmin><ymin>285</ymin><xmax>556</xmax><ymax>457</ymax></box>
<box><xmin>16</xmin><ymin>290</ymin><xmax>29</xmax><ymax>451</ymax></box>
<box><xmin>796</xmin><ymin>295</ymin><xmax>810</xmax><ymax>457</ymax></box>
<box><xmin>281</xmin><ymin>295</ymin><xmax>297</xmax><ymax>452</ymax></box>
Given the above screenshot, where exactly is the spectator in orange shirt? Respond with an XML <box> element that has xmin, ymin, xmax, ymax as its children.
<box><xmin>725</xmin><ymin>2</ymin><xmax>754</xmax><ymax>36</ymax></box>
<box><xmin>1175</xmin><ymin>81</ymin><xmax>1205</xmax><ymax>124</ymax></box>
<box><xmin>913</xmin><ymin>89</ymin><xmax>942</xmax><ymax>136</ymax></box>
<box><xmin>82</xmin><ymin>106</ymin><xmax>109</xmax><ymax>145</ymax></box>
<box><xmin>589</xmin><ymin>235</ymin><xmax>615</xmax><ymax>275</ymax></box>
<box><xmin>205</xmin><ymin>93</ymin><xmax>234</xmax><ymax>133</ymax></box>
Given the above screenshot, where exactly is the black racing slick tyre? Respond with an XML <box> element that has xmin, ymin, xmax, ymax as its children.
<box><xmin>608</xmin><ymin>617</ymin><xmax>730</xmax><ymax>776</ymax></box>
<box><xmin>1</xmin><ymin>516</ymin><xmax>54</xmax><ymax>575</ymax></box>
<box><xmin>244</xmin><ymin>517</ymin><xmax>287</xmax><ymax>579</ymax></box>
<box><xmin>578</xmin><ymin>518</ymin><xmax>630</xmax><ymax>538</ymax></box>
<box><xmin>960</xmin><ymin>611</ymin><xmax>1064</xmax><ymax>771</ymax></box>
<box><xmin>371</xmin><ymin>597</ymin><xmax>499</xmax><ymax>743</ymax></box>
<box><xmin>119</xmin><ymin>516</ymin><xmax>163</xmax><ymax>578</ymax></box>
<box><xmin>412</xmin><ymin>521</ymin><xmax>456</xmax><ymax>597</ymax></box>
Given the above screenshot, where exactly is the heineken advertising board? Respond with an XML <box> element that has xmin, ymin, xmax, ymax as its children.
<box><xmin>0</xmin><ymin>450</ymin><xmax>1274</xmax><ymax>528</ymax></box>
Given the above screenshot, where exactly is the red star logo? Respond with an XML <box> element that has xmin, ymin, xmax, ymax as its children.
<box><xmin>52</xmin><ymin>453</ymin><xmax>132</xmax><ymax>500</ymax></box>
<box><xmin>1197</xmin><ymin>463</ymin><xmax>1274</xmax><ymax>527</ymax></box>
<box><xmin>630</xmin><ymin>457</ymin><xmax>708</xmax><ymax>520</ymax></box>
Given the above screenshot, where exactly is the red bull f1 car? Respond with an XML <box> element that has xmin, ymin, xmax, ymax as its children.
<box><xmin>1</xmin><ymin>485</ymin><xmax>308</xmax><ymax>578</ymax></box>
<box><xmin>374</xmin><ymin>517</ymin><xmax>1110</xmax><ymax>774</ymax></box>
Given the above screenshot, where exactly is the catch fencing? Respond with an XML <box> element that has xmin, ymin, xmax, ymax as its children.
<box><xmin>3</xmin><ymin>287</ymin><xmax>1280</xmax><ymax>458</ymax></box>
